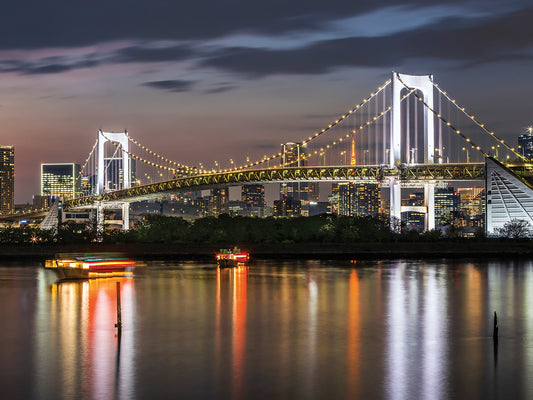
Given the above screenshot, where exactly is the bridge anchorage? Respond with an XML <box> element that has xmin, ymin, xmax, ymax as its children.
<box><xmin>7</xmin><ymin>71</ymin><xmax>533</xmax><ymax>236</ymax></box>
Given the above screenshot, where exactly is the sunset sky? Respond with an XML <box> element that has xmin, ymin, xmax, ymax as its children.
<box><xmin>2</xmin><ymin>0</ymin><xmax>533</xmax><ymax>202</ymax></box>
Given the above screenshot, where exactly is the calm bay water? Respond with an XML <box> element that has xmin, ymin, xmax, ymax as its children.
<box><xmin>1</xmin><ymin>258</ymin><xmax>533</xmax><ymax>399</ymax></box>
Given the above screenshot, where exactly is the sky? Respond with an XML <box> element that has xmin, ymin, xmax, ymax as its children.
<box><xmin>2</xmin><ymin>0</ymin><xmax>533</xmax><ymax>202</ymax></box>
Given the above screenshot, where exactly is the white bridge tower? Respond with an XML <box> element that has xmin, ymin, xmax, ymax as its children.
<box><xmin>389</xmin><ymin>72</ymin><xmax>436</xmax><ymax>231</ymax></box>
<box><xmin>96</xmin><ymin>130</ymin><xmax>131</xmax><ymax>232</ymax></box>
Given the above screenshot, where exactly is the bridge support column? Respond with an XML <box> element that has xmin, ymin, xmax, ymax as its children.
<box><xmin>95</xmin><ymin>201</ymin><xmax>130</xmax><ymax>234</ymax></box>
<box><xmin>96</xmin><ymin>202</ymin><xmax>104</xmax><ymax>240</ymax></box>
<box><xmin>389</xmin><ymin>177</ymin><xmax>402</xmax><ymax>231</ymax></box>
<box><xmin>122</xmin><ymin>203</ymin><xmax>130</xmax><ymax>231</ymax></box>
<box><xmin>424</xmin><ymin>182</ymin><xmax>435</xmax><ymax>231</ymax></box>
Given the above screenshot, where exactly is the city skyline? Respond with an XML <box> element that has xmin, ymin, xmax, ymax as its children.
<box><xmin>1</xmin><ymin>0</ymin><xmax>533</xmax><ymax>202</ymax></box>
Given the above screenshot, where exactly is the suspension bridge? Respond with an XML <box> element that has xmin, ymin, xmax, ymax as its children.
<box><xmin>6</xmin><ymin>72</ymin><xmax>533</xmax><ymax>235</ymax></box>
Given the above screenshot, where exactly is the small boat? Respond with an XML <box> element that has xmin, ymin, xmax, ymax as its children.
<box><xmin>216</xmin><ymin>247</ymin><xmax>249</xmax><ymax>268</ymax></box>
<box><xmin>44</xmin><ymin>253</ymin><xmax>136</xmax><ymax>280</ymax></box>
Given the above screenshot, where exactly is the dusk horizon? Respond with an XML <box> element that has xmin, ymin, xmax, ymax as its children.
<box><xmin>1</xmin><ymin>0</ymin><xmax>532</xmax><ymax>203</ymax></box>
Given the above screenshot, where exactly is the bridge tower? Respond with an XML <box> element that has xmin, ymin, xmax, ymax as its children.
<box><xmin>97</xmin><ymin>130</ymin><xmax>131</xmax><ymax>195</ymax></box>
<box><xmin>389</xmin><ymin>72</ymin><xmax>436</xmax><ymax>231</ymax></box>
<box><xmin>96</xmin><ymin>130</ymin><xmax>131</xmax><ymax>232</ymax></box>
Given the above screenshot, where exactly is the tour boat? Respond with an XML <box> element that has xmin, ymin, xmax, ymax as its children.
<box><xmin>216</xmin><ymin>247</ymin><xmax>249</xmax><ymax>268</ymax></box>
<box><xmin>44</xmin><ymin>253</ymin><xmax>136</xmax><ymax>280</ymax></box>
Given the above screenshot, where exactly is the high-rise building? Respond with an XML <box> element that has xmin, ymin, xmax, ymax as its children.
<box><xmin>242</xmin><ymin>184</ymin><xmax>266</xmax><ymax>208</ymax></box>
<box><xmin>334</xmin><ymin>182</ymin><xmax>380</xmax><ymax>217</ymax></box>
<box><xmin>32</xmin><ymin>194</ymin><xmax>53</xmax><ymax>210</ymax></box>
<box><xmin>0</xmin><ymin>146</ymin><xmax>14</xmax><ymax>214</ymax></box>
<box><xmin>273</xmin><ymin>194</ymin><xmax>301</xmax><ymax>217</ymax></box>
<box><xmin>434</xmin><ymin>186</ymin><xmax>459</xmax><ymax>225</ymax></box>
<box><xmin>280</xmin><ymin>142</ymin><xmax>319</xmax><ymax>204</ymax></box>
<box><xmin>457</xmin><ymin>187</ymin><xmax>485</xmax><ymax>218</ymax></box>
<box><xmin>41</xmin><ymin>163</ymin><xmax>81</xmax><ymax>200</ymax></box>
<box><xmin>208</xmin><ymin>187</ymin><xmax>229</xmax><ymax>215</ymax></box>
<box><xmin>241</xmin><ymin>184</ymin><xmax>266</xmax><ymax>217</ymax></box>
<box><xmin>518</xmin><ymin>126</ymin><xmax>533</xmax><ymax>159</ymax></box>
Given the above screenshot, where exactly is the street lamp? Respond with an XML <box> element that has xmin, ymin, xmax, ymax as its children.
<box><xmin>462</xmin><ymin>147</ymin><xmax>470</xmax><ymax>163</ymax></box>
<box><xmin>320</xmin><ymin>151</ymin><xmax>326</xmax><ymax>165</ymax></box>
<box><xmin>340</xmin><ymin>151</ymin><xmax>346</xmax><ymax>164</ymax></box>
<box><xmin>491</xmin><ymin>145</ymin><xmax>500</xmax><ymax>159</ymax></box>
<box><xmin>363</xmin><ymin>149</ymin><xmax>369</xmax><ymax>165</ymax></box>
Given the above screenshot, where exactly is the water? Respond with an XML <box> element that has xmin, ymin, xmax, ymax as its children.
<box><xmin>1</xmin><ymin>258</ymin><xmax>533</xmax><ymax>399</ymax></box>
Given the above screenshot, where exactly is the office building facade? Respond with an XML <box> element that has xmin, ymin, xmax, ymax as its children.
<box><xmin>333</xmin><ymin>182</ymin><xmax>380</xmax><ymax>217</ymax></box>
<box><xmin>0</xmin><ymin>146</ymin><xmax>14</xmax><ymax>214</ymax></box>
<box><xmin>209</xmin><ymin>187</ymin><xmax>229</xmax><ymax>216</ymax></box>
<box><xmin>41</xmin><ymin>163</ymin><xmax>81</xmax><ymax>200</ymax></box>
<box><xmin>518</xmin><ymin>128</ymin><xmax>533</xmax><ymax>159</ymax></box>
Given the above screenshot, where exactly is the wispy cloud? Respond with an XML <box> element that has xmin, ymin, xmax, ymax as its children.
<box><xmin>142</xmin><ymin>79</ymin><xmax>196</xmax><ymax>92</ymax></box>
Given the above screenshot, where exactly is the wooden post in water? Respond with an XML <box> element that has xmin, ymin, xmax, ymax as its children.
<box><xmin>115</xmin><ymin>282</ymin><xmax>122</xmax><ymax>331</ymax></box>
<box><xmin>493</xmin><ymin>311</ymin><xmax>498</xmax><ymax>339</ymax></box>
<box><xmin>493</xmin><ymin>311</ymin><xmax>499</xmax><ymax>366</ymax></box>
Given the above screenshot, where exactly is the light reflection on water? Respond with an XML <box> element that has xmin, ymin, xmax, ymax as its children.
<box><xmin>1</xmin><ymin>259</ymin><xmax>533</xmax><ymax>399</ymax></box>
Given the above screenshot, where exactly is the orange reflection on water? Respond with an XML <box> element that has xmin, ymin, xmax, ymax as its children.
<box><xmin>232</xmin><ymin>266</ymin><xmax>248</xmax><ymax>400</ymax></box>
<box><xmin>215</xmin><ymin>266</ymin><xmax>248</xmax><ymax>399</ymax></box>
<box><xmin>36</xmin><ymin>275</ymin><xmax>134</xmax><ymax>400</ymax></box>
<box><xmin>347</xmin><ymin>270</ymin><xmax>360</xmax><ymax>398</ymax></box>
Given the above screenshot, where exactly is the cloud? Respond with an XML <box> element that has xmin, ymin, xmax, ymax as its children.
<box><xmin>0</xmin><ymin>1</ymin><xmax>400</xmax><ymax>49</ymax></box>
<box><xmin>200</xmin><ymin>6</ymin><xmax>533</xmax><ymax>76</ymax></box>
<box><xmin>203</xmin><ymin>83</ymin><xmax>238</xmax><ymax>94</ymax></box>
<box><xmin>0</xmin><ymin>44</ymin><xmax>195</xmax><ymax>75</ymax></box>
<box><xmin>142</xmin><ymin>79</ymin><xmax>196</xmax><ymax>92</ymax></box>
<box><xmin>112</xmin><ymin>45</ymin><xmax>195</xmax><ymax>63</ymax></box>
<box><xmin>0</xmin><ymin>1</ymin><xmax>532</xmax><ymax>79</ymax></box>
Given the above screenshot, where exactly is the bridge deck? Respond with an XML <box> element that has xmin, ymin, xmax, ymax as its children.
<box><xmin>66</xmin><ymin>163</ymin><xmax>486</xmax><ymax>208</ymax></box>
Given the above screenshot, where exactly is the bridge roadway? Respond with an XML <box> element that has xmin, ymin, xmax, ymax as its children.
<box><xmin>64</xmin><ymin>163</ymin><xmax>486</xmax><ymax>210</ymax></box>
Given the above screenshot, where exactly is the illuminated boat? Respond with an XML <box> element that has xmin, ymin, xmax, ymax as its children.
<box><xmin>44</xmin><ymin>253</ymin><xmax>136</xmax><ymax>280</ymax></box>
<box><xmin>216</xmin><ymin>247</ymin><xmax>249</xmax><ymax>268</ymax></box>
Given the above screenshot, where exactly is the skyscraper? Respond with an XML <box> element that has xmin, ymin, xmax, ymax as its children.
<box><xmin>273</xmin><ymin>194</ymin><xmax>301</xmax><ymax>217</ymax></box>
<box><xmin>0</xmin><ymin>146</ymin><xmax>14</xmax><ymax>214</ymax></box>
<box><xmin>41</xmin><ymin>163</ymin><xmax>81</xmax><ymax>200</ymax></box>
<box><xmin>434</xmin><ymin>186</ymin><xmax>459</xmax><ymax>225</ymax></box>
<box><xmin>209</xmin><ymin>187</ymin><xmax>229</xmax><ymax>215</ymax></box>
<box><xmin>241</xmin><ymin>184</ymin><xmax>266</xmax><ymax>217</ymax></box>
<box><xmin>242</xmin><ymin>184</ymin><xmax>265</xmax><ymax>208</ymax></box>
<box><xmin>334</xmin><ymin>182</ymin><xmax>380</xmax><ymax>217</ymax></box>
<box><xmin>518</xmin><ymin>126</ymin><xmax>533</xmax><ymax>159</ymax></box>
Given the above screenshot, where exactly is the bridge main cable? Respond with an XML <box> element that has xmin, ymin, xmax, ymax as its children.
<box><xmin>119</xmin><ymin>80</ymin><xmax>392</xmax><ymax>173</ymax></box>
<box><xmin>292</xmin><ymin>89</ymin><xmax>427</xmax><ymax>166</ymax></box>
<box><xmin>430</xmin><ymin>77</ymin><xmax>523</xmax><ymax>160</ymax></box>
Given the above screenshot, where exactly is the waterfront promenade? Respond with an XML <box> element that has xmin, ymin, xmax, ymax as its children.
<box><xmin>2</xmin><ymin>240</ymin><xmax>533</xmax><ymax>261</ymax></box>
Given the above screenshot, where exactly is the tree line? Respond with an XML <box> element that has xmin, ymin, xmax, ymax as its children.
<box><xmin>0</xmin><ymin>214</ymin><xmax>530</xmax><ymax>245</ymax></box>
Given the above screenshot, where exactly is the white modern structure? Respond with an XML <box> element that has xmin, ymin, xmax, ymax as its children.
<box><xmin>389</xmin><ymin>72</ymin><xmax>436</xmax><ymax>231</ymax></box>
<box><xmin>486</xmin><ymin>157</ymin><xmax>533</xmax><ymax>235</ymax></box>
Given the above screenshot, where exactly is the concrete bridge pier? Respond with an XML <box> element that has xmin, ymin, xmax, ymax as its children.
<box><xmin>424</xmin><ymin>181</ymin><xmax>435</xmax><ymax>231</ymax></box>
<box><xmin>390</xmin><ymin>179</ymin><xmax>435</xmax><ymax>232</ymax></box>
<box><xmin>96</xmin><ymin>201</ymin><xmax>130</xmax><ymax>235</ymax></box>
<box><xmin>389</xmin><ymin>177</ymin><xmax>402</xmax><ymax>231</ymax></box>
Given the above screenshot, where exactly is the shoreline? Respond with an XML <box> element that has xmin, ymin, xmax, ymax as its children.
<box><xmin>1</xmin><ymin>241</ymin><xmax>533</xmax><ymax>261</ymax></box>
